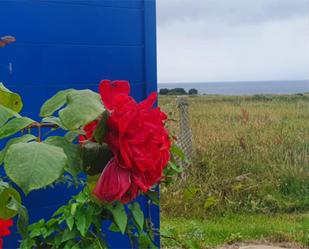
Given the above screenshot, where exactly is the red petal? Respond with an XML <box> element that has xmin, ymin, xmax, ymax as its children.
<box><xmin>92</xmin><ymin>158</ymin><xmax>131</xmax><ymax>202</ymax></box>
<box><xmin>99</xmin><ymin>80</ymin><xmax>130</xmax><ymax>110</ymax></box>
<box><xmin>138</xmin><ymin>92</ymin><xmax>157</xmax><ymax>109</ymax></box>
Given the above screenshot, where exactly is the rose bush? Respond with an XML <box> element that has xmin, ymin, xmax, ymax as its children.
<box><xmin>0</xmin><ymin>80</ymin><xmax>182</xmax><ymax>248</ymax></box>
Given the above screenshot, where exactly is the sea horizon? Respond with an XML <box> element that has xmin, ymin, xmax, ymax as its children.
<box><xmin>158</xmin><ymin>80</ymin><xmax>309</xmax><ymax>95</ymax></box>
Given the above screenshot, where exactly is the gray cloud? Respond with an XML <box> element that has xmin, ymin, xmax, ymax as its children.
<box><xmin>157</xmin><ymin>0</ymin><xmax>307</xmax><ymax>26</ymax></box>
<box><xmin>157</xmin><ymin>0</ymin><xmax>309</xmax><ymax>83</ymax></box>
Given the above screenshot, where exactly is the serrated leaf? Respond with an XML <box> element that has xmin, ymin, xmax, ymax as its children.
<box><xmin>0</xmin><ymin>134</ymin><xmax>37</xmax><ymax>164</ymax></box>
<box><xmin>105</xmin><ymin>202</ymin><xmax>127</xmax><ymax>235</ymax></box>
<box><xmin>40</xmin><ymin>89</ymin><xmax>75</xmax><ymax>117</ymax></box>
<box><xmin>128</xmin><ymin>202</ymin><xmax>144</xmax><ymax>230</ymax></box>
<box><xmin>4</xmin><ymin>142</ymin><xmax>67</xmax><ymax>194</ymax></box>
<box><xmin>59</xmin><ymin>90</ymin><xmax>104</xmax><ymax>130</ymax></box>
<box><xmin>0</xmin><ymin>117</ymin><xmax>34</xmax><ymax>139</ymax></box>
<box><xmin>0</xmin><ymin>186</ymin><xmax>21</xmax><ymax>219</ymax></box>
<box><xmin>0</xmin><ymin>83</ymin><xmax>23</xmax><ymax>113</ymax></box>
<box><xmin>44</xmin><ymin>136</ymin><xmax>82</xmax><ymax>177</ymax></box>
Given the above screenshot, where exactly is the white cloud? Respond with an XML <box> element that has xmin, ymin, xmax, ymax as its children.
<box><xmin>157</xmin><ymin>0</ymin><xmax>309</xmax><ymax>82</ymax></box>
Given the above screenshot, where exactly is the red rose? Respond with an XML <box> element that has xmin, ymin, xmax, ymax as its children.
<box><xmin>93</xmin><ymin>80</ymin><xmax>171</xmax><ymax>203</ymax></box>
<box><xmin>0</xmin><ymin>219</ymin><xmax>13</xmax><ymax>249</ymax></box>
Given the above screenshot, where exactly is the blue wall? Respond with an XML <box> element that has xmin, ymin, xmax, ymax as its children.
<box><xmin>0</xmin><ymin>0</ymin><xmax>158</xmax><ymax>248</ymax></box>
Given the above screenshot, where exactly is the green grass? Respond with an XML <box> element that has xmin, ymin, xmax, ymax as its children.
<box><xmin>159</xmin><ymin>94</ymin><xmax>309</xmax><ymax>247</ymax></box>
<box><xmin>159</xmin><ymin>94</ymin><xmax>309</xmax><ymax>217</ymax></box>
<box><xmin>161</xmin><ymin>213</ymin><xmax>309</xmax><ymax>248</ymax></box>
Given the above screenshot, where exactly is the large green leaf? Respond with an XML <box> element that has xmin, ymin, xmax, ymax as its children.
<box><xmin>59</xmin><ymin>90</ymin><xmax>104</xmax><ymax>130</ymax></box>
<box><xmin>4</xmin><ymin>142</ymin><xmax>67</xmax><ymax>194</ymax></box>
<box><xmin>0</xmin><ymin>183</ymin><xmax>21</xmax><ymax>219</ymax></box>
<box><xmin>0</xmin><ymin>83</ymin><xmax>23</xmax><ymax>112</ymax></box>
<box><xmin>0</xmin><ymin>134</ymin><xmax>37</xmax><ymax>164</ymax></box>
<box><xmin>105</xmin><ymin>202</ymin><xmax>127</xmax><ymax>235</ymax></box>
<box><xmin>0</xmin><ymin>117</ymin><xmax>34</xmax><ymax>140</ymax></box>
<box><xmin>44</xmin><ymin>136</ymin><xmax>82</xmax><ymax>177</ymax></box>
<box><xmin>40</xmin><ymin>89</ymin><xmax>75</xmax><ymax>117</ymax></box>
<box><xmin>128</xmin><ymin>202</ymin><xmax>144</xmax><ymax>230</ymax></box>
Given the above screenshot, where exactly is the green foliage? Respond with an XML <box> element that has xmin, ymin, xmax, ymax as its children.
<box><xmin>0</xmin><ymin>117</ymin><xmax>34</xmax><ymax>139</ymax></box>
<box><xmin>0</xmin><ymin>82</ymin><xmax>23</xmax><ymax>112</ymax></box>
<box><xmin>4</xmin><ymin>142</ymin><xmax>67</xmax><ymax>194</ymax></box>
<box><xmin>0</xmin><ymin>180</ymin><xmax>21</xmax><ymax>219</ymax></box>
<box><xmin>0</xmin><ymin>134</ymin><xmax>37</xmax><ymax>164</ymax></box>
<box><xmin>21</xmin><ymin>189</ymin><xmax>159</xmax><ymax>249</ymax></box>
<box><xmin>44</xmin><ymin>136</ymin><xmax>82</xmax><ymax>179</ymax></box>
<box><xmin>40</xmin><ymin>89</ymin><xmax>75</xmax><ymax>117</ymax></box>
<box><xmin>41</xmin><ymin>89</ymin><xmax>105</xmax><ymax>130</ymax></box>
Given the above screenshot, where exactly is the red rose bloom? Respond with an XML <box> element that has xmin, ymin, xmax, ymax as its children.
<box><xmin>0</xmin><ymin>219</ymin><xmax>13</xmax><ymax>249</ymax></box>
<box><xmin>93</xmin><ymin>80</ymin><xmax>171</xmax><ymax>203</ymax></box>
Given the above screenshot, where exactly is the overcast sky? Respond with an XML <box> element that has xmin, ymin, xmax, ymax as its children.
<box><xmin>157</xmin><ymin>0</ymin><xmax>309</xmax><ymax>83</ymax></box>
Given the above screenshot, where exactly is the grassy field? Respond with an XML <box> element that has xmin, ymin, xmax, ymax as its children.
<box><xmin>161</xmin><ymin>213</ymin><xmax>309</xmax><ymax>248</ymax></box>
<box><xmin>159</xmin><ymin>94</ymin><xmax>309</xmax><ymax>247</ymax></box>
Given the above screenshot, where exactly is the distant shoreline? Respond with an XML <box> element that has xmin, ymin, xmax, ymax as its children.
<box><xmin>158</xmin><ymin>80</ymin><xmax>309</xmax><ymax>95</ymax></box>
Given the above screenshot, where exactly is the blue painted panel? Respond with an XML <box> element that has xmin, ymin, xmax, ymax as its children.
<box><xmin>0</xmin><ymin>0</ymin><xmax>158</xmax><ymax>248</ymax></box>
<box><xmin>0</xmin><ymin>1</ymin><xmax>143</xmax><ymax>45</ymax></box>
<box><xmin>0</xmin><ymin>45</ymin><xmax>144</xmax><ymax>87</ymax></box>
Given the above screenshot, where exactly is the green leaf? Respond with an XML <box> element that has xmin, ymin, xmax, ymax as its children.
<box><xmin>138</xmin><ymin>232</ymin><xmax>158</xmax><ymax>249</ymax></box>
<box><xmin>108</xmin><ymin>222</ymin><xmax>121</xmax><ymax>233</ymax></box>
<box><xmin>59</xmin><ymin>90</ymin><xmax>104</xmax><ymax>130</ymax></box>
<box><xmin>40</xmin><ymin>89</ymin><xmax>75</xmax><ymax>117</ymax></box>
<box><xmin>64</xmin><ymin>130</ymin><xmax>85</xmax><ymax>143</ymax></box>
<box><xmin>42</xmin><ymin>116</ymin><xmax>66</xmax><ymax>130</ymax></box>
<box><xmin>171</xmin><ymin>144</ymin><xmax>186</xmax><ymax>161</ymax></box>
<box><xmin>17</xmin><ymin>204</ymin><xmax>29</xmax><ymax>239</ymax></box>
<box><xmin>0</xmin><ymin>83</ymin><xmax>23</xmax><ymax>113</ymax></box>
<box><xmin>93</xmin><ymin>111</ymin><xmax>109</xmax><ymax>144</ymax></box>
<box><xmin>66</xmin><ymin>216</ymin><xmax>75</xmax><ymax>231</ymax></box>
<box><xmin>0</xmin><ymin>117</ymin><xmax>34</xmax><ymax>139</ymax></box>
<box><xmin>0</xmin><ymin>134</ymin><xmax>37</xmax><ymax>164</ymax></box>
<box><xmin>4</xmin><ymin>142</ymin><xmax>67</xmax><ymax>194</ymax></box>
<box><xmin>81</xmin><ymin>141</ymin><xmax>113</xmax><ymax>176</ymax></box>
<box><xmin>0</xmin><ymin>104</ymin><xmax>21</xmax><ymax>127</ymax></box>
<box><xmin>128</xmin><ymin>202</ymin><xmax>144</xmax><ymax>230</ymax></box>
<box><xmin>75</xmin><ymin>210</ymin><xmax>87</xmax><ymax>236</ymax></box>
<box><xmin>0</xmin><ymin>186</ymin><xmax>21</xmax><ymax>219</ymax></box>
<box><xmin>44</xmin><ymin>136</ymin><xmax>82</xmax><ymax>177</ymax></box>
<box><xmin>105</xmin><ymin>202</ymin><xmax>127</xmax><ymax>235</ymax></box>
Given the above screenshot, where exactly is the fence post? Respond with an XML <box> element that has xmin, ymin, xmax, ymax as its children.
<box><xmin>176</xmin><ymin>96</ymin><xmax>194</xmax><ymax>173</ymax></box>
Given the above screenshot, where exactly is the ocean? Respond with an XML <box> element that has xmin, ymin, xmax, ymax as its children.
<box><xmin>158</xmin><ymin>80</ymin><xmax>309</xmax><ymax>95</ymax></box>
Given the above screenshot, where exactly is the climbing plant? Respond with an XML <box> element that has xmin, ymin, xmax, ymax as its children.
<box><xmin>0</xmin><ymin>80</ymin><xmax>183</xmax><ymax>248</ymax></box>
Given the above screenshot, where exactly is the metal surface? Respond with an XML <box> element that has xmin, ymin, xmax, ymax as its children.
<box><xmin>0</xmin><ymin>0</ymin><xmax>158</xmax><ymax>248</ymax></box>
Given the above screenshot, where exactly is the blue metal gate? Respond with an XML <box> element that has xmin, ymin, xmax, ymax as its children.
<box><xmin>0</xmin><ymin>0</ymin><xmax>158</xmax><ymax>248</ymax></box>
